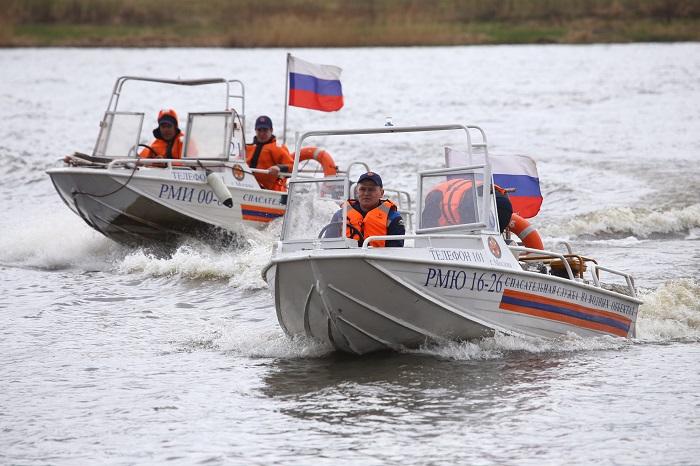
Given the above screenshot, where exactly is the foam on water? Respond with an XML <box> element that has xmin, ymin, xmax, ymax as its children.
<box><xmin>636</xmin><ymin>278</ymin><xmax>700</xmax><ymax>342</ymax></box>
<box><xmin>412</xmin><ymin>331</ymin><xmax>630</xmax><ymax>361</ymax></box>
<box><xmin>0</xmin><ymin>202</ymin><xmax>284</xmax><ymax>287</ymax></box>
<box><xmin>219</xmin><ymin>329</ymin><xmax>333</xmax><ymax>359</ymax></box>
<box><xmin>116</xmin><ymin>222</ymin><xmax>283</xmax><ymax>290</ymax></box>
<box><xmin>539</xmin><ymin>203</ymin><xmax>700</xmax><ymax>240</ymax></box>
<box><xmin>0</xmin><ymin>208</ymin><xmax>121</xmax><ymax>270</ymax></box>
<box><xmin>175</xmin><ymin>322</ymin><xmax>333</xmax><ymax>359</ymax></box>
<box><xmin>204</xmin><ymin>278</ymin><xmax>700</xmax><ymax>361</ymax></box>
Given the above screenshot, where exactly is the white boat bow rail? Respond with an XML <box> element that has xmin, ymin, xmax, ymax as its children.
<box><xmin>92</xmin><ymin>76</ymin><xmax>247</xmax><ymax>162</ymax></box>
<box><xmin>105</xmin><ymin>157</ymin><xmax>286</xmax><ymax>176</ymax></box>
<box><xmin>290</xmin><ymin>124</ymin><xmax>485</xmax><ymax>180</ymax></box>
<box><xmin>105</xmin><ymin>76</ymin><xmax>245</xmax><ymax>119</ymax></box>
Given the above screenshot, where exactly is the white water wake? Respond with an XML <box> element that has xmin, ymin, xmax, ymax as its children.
<box><xmin>0</xmin><ymin>207</ymin><xmax>121</xmax><ymax>270</ymax></box>
<box><xmin>196</xmin><ymin>278</ymin><xmax>700</xmax><ymax>361</ymax></box>
<box><xmin>539</xmin><ymin>204</ymin><xmax>700</xmax><ymax>240</ymax></box>
<box><xmin>116</xmin><ymin>222</ymin><xmax>283</xmax><ymax>290</ymax></box>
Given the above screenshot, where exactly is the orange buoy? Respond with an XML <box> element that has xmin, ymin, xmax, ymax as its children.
<box><xmin>509</xmin><ymin>213</ymin><xmax>544</xmax><ymax>250</ymax></box>
<box><xmin>299</xmin><ymin>147</ymin><xmax>338</xmax><ymax>176</ymax></box>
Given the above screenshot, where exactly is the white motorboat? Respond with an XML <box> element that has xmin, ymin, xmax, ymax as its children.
<box><xmin>47</xmin><ymin>76</ymin><xmax>331</xmax><ymax>246</ymax></box>
<box><xmin>263</xmin><ymin>124</ymin><xmax>642</xmax><ymax>355</ymax></box>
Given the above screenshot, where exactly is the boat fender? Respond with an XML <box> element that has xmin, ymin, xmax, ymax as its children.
<box><xmin>509</xmin><ymin>214</ymin><xmax>544</xmax><ymax>250</ymax></box>
<box><xmin>206</xmin><ymin>171</ymin><xmax>233</xmax><ymax>208</ymax></box>
<box><xmin>299</xmin><ymin>147</ymin><xmax>338</xmax><ymax>176</ymax></box>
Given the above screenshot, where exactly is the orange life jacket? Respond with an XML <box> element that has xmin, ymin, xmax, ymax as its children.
<box><xmin>139</xmin><ymin>136</ymin><xmax>184</xmax><ymax>160</ymax></box>
<box><xmin>434</xmin><ymin>179</ymin><xmax>475</xmax><ymax>226</ymax></box>
<box><xmin>345</xmin><ymin>199</ymin><xmax>398</xmax><ymax>247</ymax></box>
<box><xmin>245</xmin><ymin>136</ymin><xmax>294</xmax><ymax>191</ymax></box>
<box><xmin>428</xmin><ymin>179</ymin><xmax>508</xmax><ymax>227</ymax></box>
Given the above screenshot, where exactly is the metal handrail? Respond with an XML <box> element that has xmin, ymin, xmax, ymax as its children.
<box><xmin>361</xmin><ymin>233</ymin><xmax>484</xmax><ymax>248</ymax></box>
<box><xmin>291</xmin><ymin>124</ymin><xmax>481</xmax><ymax>182</ymax></box>
<box><xmin>590</xmin><ymin>264</ymin><xmax>638</xmax><ymax>298</ymax></box>
<box><xmin>106</xmin><ymin>157</ymin><xmax>291</xmax><ymax>177</ymax></box>
<box><xmin>509</xmin><ymin>245</ymin><xmax>576</xmax><ymax>280</ymax></box>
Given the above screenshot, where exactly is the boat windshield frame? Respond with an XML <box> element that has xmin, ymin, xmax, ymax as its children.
<box><xmin>104</xmin><ymin>76</ymin><xmax>245</xmax><ymax>117</ymax></box>
<box><xmin>92</xmin><ymin>76</ymin><xmax>246</xmax><ymax>159</ymax></box>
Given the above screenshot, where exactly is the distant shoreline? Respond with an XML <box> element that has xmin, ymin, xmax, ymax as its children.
<box><xmin>3</xmin><ymin>0</ymin><xmax>699</xmax><ymax>47</ymax></box>
<box><xmin>2</xmin><ymin>19</ymin><xmax>699</xmax><ymax>48</ymax></box>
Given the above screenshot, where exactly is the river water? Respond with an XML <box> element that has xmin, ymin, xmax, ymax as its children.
<box><xmin>1</xmin><ymin>44</ymin><xmax>699</xmax><ymax>465</ymax></box>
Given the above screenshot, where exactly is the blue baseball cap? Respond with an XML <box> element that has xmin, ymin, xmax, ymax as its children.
<box><xmin>357</xmin><ymin>172</ymin><xmax>382</xmax><ymax>187</ymax></box>
<box><xmin>255</xmin><ymin>115</ymin><xmax>273</xmax><ymax>129</ymax></box>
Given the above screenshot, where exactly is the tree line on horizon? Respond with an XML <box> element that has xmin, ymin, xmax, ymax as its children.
<box><xmin>2</xmin><ymin>0</ymin><xmax>698</xmax><ymax>46</ymax></box>
<box><xmin>6</xmin><ymin>0</ymin><xmax>699</xmax><ymax>24</ymax></box>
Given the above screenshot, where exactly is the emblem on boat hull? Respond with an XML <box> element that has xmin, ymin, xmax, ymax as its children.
<box><xmin>488</xmin><ymin>236</ymin><xmax>501</xmax><ymax>258</ymax></box>
<box><xmin>232</xmin><ymin>164</ymin><xmax>245</xmax><ymax>181</ymax></box>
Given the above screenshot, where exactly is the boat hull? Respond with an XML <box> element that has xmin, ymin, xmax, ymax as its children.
<box><xmin>266</xmin><ymin>252</ymin><xmax>641</xmax><ymax>355</ymax></box>
<box><xmin>47</xmin><ymin>167</ymin><xmax>286</xmax><ymax>246</ymax></box>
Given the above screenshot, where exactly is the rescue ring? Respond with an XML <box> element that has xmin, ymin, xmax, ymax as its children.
<box><xmin>299</xmin><ymin>147</ymin><xmax>338</xmax><ymax>176</ymax></box>
<box><xmin>508</xmin><ymin>213</ymin><xmax>544</xmax><ymax>250</ymax></box>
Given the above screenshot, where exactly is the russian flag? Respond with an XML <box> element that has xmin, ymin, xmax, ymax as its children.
<box><xmin>490</xmin><ymin>154</ymin><xmax>542</xmax><ymax>218</ymax></box>
<box><xmin>288</xmin><ymin>55</ymin><xmax>344</xmax><ymax>112</ymax></box>
<box><xmin>445</xmin><ymin>148</ymin><xmax>542</xmax><ymax>218</ymax></box>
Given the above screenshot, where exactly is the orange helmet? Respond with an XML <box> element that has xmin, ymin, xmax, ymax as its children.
<box><xmin>157</xmin><ymin>108</ymin><xmax>179</xmax><ymax>128</ymax></box>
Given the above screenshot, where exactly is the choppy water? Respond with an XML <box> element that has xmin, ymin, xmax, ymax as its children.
<box><xmin>1</xmin><ymin>44</ymin><xmax>700</xmax><ymax>465</ymax></box>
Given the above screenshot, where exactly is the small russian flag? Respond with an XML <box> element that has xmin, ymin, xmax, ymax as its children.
<box><xmin>288</xmin><ymin>55</ymin><xmax>344</xmax><ymax>112</ymax></box>
<box><xmin>445</xmin><ymin>148</ymin><xmax>543</xmax><ymax>218</ymax></box>
<box><xmin>490</xmin><ymin>154</ymin><xmax>543</xmax><ymax>218</ymax></box>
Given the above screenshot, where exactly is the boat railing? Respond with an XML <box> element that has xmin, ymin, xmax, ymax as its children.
<box><xmin>361</xmin><ymin>233</ymin><xmax>484</xmax><ymax>249</ymax></box>
<box><xmin>590</xmin><ymin>264</ymin><xmax>638</xmax><ymax>298</ymax></box>
<box><xmin>510</xmin><ymin>245</ymin><xmax>638</xmax><ymax>297</ymax></box>
<box><xmin>510</xmin><ymin>246</ymin><xmax>577</xmax><ymax>279</ymax></box>
<box><xmin>106</xmin><ymin>157</ymin><xmax>293</xmax><ymax>176</ymax></box>
<box><xmin>343</xmin><ymin>161</ymin><xmax>371</xmax><ymax>176</ymax></box>
<box><xmin>106</xmin><ymin>76</ymin><xmax>241</xmax><ymax>114</ymax></box>
<box><xmin>108</xmin><ymin>158</ymin><xmax>228</xmax><ymax>169</ymax></box>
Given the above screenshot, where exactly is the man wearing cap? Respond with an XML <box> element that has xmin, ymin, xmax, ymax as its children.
<box><xmin>245</xmin><ymin>115</ymin><xmax>294</xmax><ymax>191</ymax></box>
<box><xmin>329</xmin><ymin>172</ymin><xmax>405</xmax><ymax>247</ymax></box>
<box><xmin>139</xmin><ymin>109</ymin><xmax>184</xmax><ymax>160</ymax></box>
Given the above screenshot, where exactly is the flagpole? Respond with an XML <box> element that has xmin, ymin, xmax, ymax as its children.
<box><xmin>282</xmin><ymin>53</ymin><xmax>291</xmax><ymax>146</ymax></box>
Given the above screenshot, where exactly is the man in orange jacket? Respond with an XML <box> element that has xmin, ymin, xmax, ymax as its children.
<box><xmin>139</xmin><ymin>109</ymin><xmax>183</xmax><ymax>160</ymax></box>
<box><xmin>245</xmin><ymin>116</ymin><xmax>294</xmax><ymax>191</ymax></box>
<box><xmin>328</xmin><ymin>172</ymin><xmax>405</xmax><ymax>247</ymax></box>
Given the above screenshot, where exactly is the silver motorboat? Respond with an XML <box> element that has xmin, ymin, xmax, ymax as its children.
<box><xmin>263</xmin><ymin>124</ymin><xmax>642</xmax><ymax>355</ymax></box>
<box><xmin>47</xmin><ymin>76</ymin><xmax>287</xmax><ymax>246</ymax></box>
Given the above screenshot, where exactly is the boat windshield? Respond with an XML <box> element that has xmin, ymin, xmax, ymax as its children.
<box><xmin>93</xmin><ymin>112</ymin><xmax>145</xmax><ymax>158</ymax></box>
<box><xmin>282</xmin><ymin>177</ymin><xmax>349</xmax><ymax>244</ymax></box>
<box><xmin>182</xmin><ymin>112</ymin><xmax>237</xmax><ymax>160</ymax></box>
<box><xmin>417</xmin><ymin>165</ymin><xmax>496</xmax><ymax>234</ymax></box>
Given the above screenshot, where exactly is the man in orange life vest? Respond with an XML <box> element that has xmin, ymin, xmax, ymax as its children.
<box><xmin>330</xmin><ymin>172</ymin><xmax>405</xmax><ymax>247</ymax></box>
<box><xmin>245</xmin><ymin>116</ymin><xmax>294</xmax><ymax>191</ymax></box>
<box><xmin>139</xmin><ymin>109</ymin><xmax>183</xmax><ymax>159</ymax></box>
